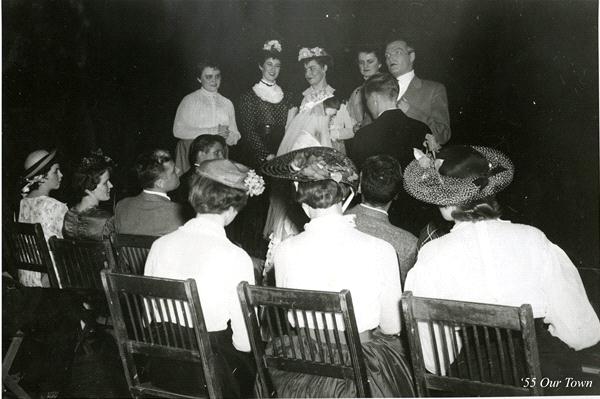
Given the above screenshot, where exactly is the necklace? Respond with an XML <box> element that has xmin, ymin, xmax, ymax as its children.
<box><xmin>260</xmin><ymin>79</ymin><xmax>275</xmax><ymax>87</ymax></box>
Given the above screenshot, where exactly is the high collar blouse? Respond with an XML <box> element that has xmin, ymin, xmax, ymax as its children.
<box><xmin>273</xmin><ymin>213</ymin><xmax>402</xmax><ymax>334</ymax></box>
<box><xmin>144</xmin><ymin>215</ymin><xmax>255</xmax><ymax>352</ymax></box>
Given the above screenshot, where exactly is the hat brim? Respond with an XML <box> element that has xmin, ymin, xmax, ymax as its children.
<box><xmin>23</xmin><ymin>149</ymin><xmax>58</xmax><ymax>179</ymax></box>
<box><xmin>261</xmin><ymin>146</ymin><xmax>358</xmax><ymax>187</ymax></box>
<box><xmin>403</xmin><ymin>146</ymin><xmax>514</xmax><ymax>206</ymax></box>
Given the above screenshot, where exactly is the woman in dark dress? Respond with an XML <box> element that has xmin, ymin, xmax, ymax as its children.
<box><xmin>62</xmin><ymin>149</ymin><xmax>115</xmax><ymax>241</ymax></box>
<box><xmin>233</xmin><ymin>40</ymin><xmax>295</xmax><ymax>258</ymax></box>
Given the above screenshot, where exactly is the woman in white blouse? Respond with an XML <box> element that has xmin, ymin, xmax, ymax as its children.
<box><xmin>403</xmin><ymin>144</ymin><xmax>600</xmax><ymax>383</ymax></box>
<box><xmin>172</xmin><ymin>61</ymin><xmax>240</xmax><ymax>173</ymax></box>
<box><xmin>144</xmin><ymin>158</ymin><xmax>264</xmax><ymax>398</ymax></box>
<box><xmin>260</xmin><ymin>147</ymin><xmax>415</xmax><ymax>397</ymax></box>
<box><xmin>18</xmin><ymin>149</ymin><xmax>67</xmax><ymax>287</ymax></box>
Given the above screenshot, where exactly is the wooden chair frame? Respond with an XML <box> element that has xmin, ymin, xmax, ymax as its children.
<box><xmin>402</xmin><ymin>291</ymin><xmax>543</xmax><ymax>397</ymax></box>
<box><xmin>101</xmin><ymin>270</ymin><xmax>221</xmax><ymax>399</ymax></box>
<box><xmin>237</xmin><ymin>281</ymin><xmax>370</xmax><ymax>398</ymax></box>
<box><xmin>111</xmin><ymin>233</ymin><xmax>159</xmax><ymax>275</ymax></box>
<box><xmin>4</xmin><ymin>222</ymin><xmax>59</xmax><ymax>288</ymax></box>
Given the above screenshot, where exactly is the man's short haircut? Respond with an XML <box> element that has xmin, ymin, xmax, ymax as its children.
<box><xmin>135</xmin><ymin>149</ymin><xmax>173</xmax><ymax>189</ymax></box>
<box><xmin>385</xmin><ymin>34</ymin><xmax>416</xmax><ymax>51</ymax></box>
<box><xmin>323</xmin><ymin>96</ymin><xmax>341</xmax><ymax>111</ymax></box>
<box><xmin>296</xmin><ymin>180</ymin><xmax>347</xmax><ymax>209</ymax></box>
<box><xmin>361</xmin><ymin>155</ymin><xmax>403</xmax><ymax>206</ymax></box>
<box><xmin>362</xmin><ymin>72</ymin><xmax>399</xmax><ymax>100</ymax></box>
<box><xmin>188</xmin><ymin>175</ymin><xmax>247</xmax><ymax>214</ymax></box>
<box><xmin>188</xmin><ymin>134</ymin><xmax>227</xmax><ymax>165</ymax></box>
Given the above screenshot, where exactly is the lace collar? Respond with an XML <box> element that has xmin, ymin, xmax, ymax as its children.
<box><xmin>301</xmin><ymin>85</ymin><xmax>335</xmax><ymax>112</ymax></box>
<box><xmin>253</xmin><ymin>80</ymin><xmax>284</xmax><ymax>104</ymax></box>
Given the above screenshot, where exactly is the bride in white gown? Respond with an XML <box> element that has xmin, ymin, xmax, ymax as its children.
<box><xmin>263</xmin><ymin>46</ymin><xmax>355</xmax><ymax>250</ymax></box>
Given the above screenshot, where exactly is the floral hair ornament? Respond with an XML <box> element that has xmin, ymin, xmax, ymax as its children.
<box><xmin>263</xmin><ymin>40</ymin><xmax>282</xmax><ymax>52</ymax></box>
<box><xmin>261</xmin><ymin>146</ymin><xmax>359</xmax><ymax>189</ymax></box>
<box><xmin>197</xmin><ymin>159</ymin><xmax>265</xmax><ymax>197</ymax></box>
<box><xmin>81</xmin><ymin>148</ymin><xmax>114</xmax><ymax>169</ymax></box>
<box><xmin>298</xmin><ymin>46</ymin><xmax>329</xmax><ymax>61</ymax></box>
<box><xmin>20</xmin><ymin>175</ymin><xmax>46</xmax><ymax>197</ymax></box>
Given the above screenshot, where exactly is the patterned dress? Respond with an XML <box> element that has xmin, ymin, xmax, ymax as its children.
<box><xmin>18</xmin><ymin>196</ymin><xmax>68</xmax><ymax>287</ymax></box>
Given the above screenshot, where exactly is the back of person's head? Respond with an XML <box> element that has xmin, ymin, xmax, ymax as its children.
<box><xmin>296</xmin><ymin>180</ymin><xmax>347</xmax><ymax>209</ymax></box>
<box><xmin>363</xmin><ymin>72</ymin><xmax>399</xmax><ymax>100</ymax></box>
<box><xmin>361</xmin><ymin>155</ymin><xmax>402</xmax><ymax>206</ymax></box>
<box><xmin>188</xmin><ymin>174</ymin><xmax>247</xmax><ymax>214</ymax></box>
<box><xmin>72</xmin><ymin>149</ymin><xmax>114</xmax><ymax>199</ymax></box>
<box><xmin>323</xmin><ymin>96</ymin><xmax>342</xmax><ymax>111</ymax></box>
<box><xmin>188</xmin><ymin>134</ymin><xmax>227</xmax><ymax>166</ymax></box>
<box><xmin>134</xmin><ymin>149</ymin><xmax>174</xmax><ymax>189</ymax></box>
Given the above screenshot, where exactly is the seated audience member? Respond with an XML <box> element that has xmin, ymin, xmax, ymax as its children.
<box><xmin>385</xmin><ymin>36</ymin><xmax>451</xmax><ymax>144</ymax></box>
<box><xmin>170</xmin><ymin>134</ymin><xmax>226</xmax><ymax>212</ymax></box>
<box><xmin>403</xmin><ymin>144</ymin><xmax>600</xmax><ymax>381</ymax></box>
<box><xmin>346</xmin><ymin>155</ymin><xmax>417</xmax><ymax>285</ymax></box>
<box><xmin>144</xmin><ymin>159</ymin><xmax>265</xmax><ymax>398</ymax></box>
<box><xmin>114</xmin><ymin>149</ymin><xmax>184</xmax><ymax>236</ymax></box>
<box><xmin>260</xmin><ymin>147</ymin><xmax>415</xmax><ymax>398</ymax></box>
<box><xmin>62</xmin><ymin>149</ymin><xmax>115</xmax><ymax>241</ymax></box>
<box><xmin>17</xmin><ymin>149</ymin><xmax>67</xmax><ymax>287</ymax></box>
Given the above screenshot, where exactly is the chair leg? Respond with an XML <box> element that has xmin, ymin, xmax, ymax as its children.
<box><xmin>2</xmin><ymin>331</ymin><xmax>31</xmax><ymax>399</ymax></box>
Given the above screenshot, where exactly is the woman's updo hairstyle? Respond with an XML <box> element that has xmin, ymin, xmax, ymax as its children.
<box><xmin>296</xmin><ymin>179</ymin><xmax>348</xmax><ymax>209</ymax></box>
<box><xmin>437</xmin><ymin>146</ymin><xmax>502</xmax><ymax>221</ymax></box>
<box><xmin>188</xmin><ymin>175</ymin><xmax>248</xmax><ymax>214</ymax></box>
<box><xmin>72</xmin><ymin>149</ymin><xmax>114</xmax><ymax>199</ymax></box>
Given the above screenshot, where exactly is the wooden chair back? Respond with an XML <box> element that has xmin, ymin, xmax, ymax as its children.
<box><xmin>48</xmin><ymin>237</ymin><xmax>115</xmax><ymax>291</ymax></box>
<box><xmin>111</xmin><ymin>233</ymin><xmax>159</xmax><ymax>275</ymax></box>
<box><xmin>101</xmin><ymin>270</ymin><xmax>221</xmax><ymax>398</ymax></box>
<box><xmin>237</xmin><ymin>281</ymin><xmax>370</xmax><ymax>398</ymax></box>
<box><xmin>4</xmin><ymin>222</ymin><xmax>59</xmax><ymax>287</ymax></box>
<box><xmin>401</xmin><ymin>291</ymin><xmax>543</xmax><ymax>396</ymax></box>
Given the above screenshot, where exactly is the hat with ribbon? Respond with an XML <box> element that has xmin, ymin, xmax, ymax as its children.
<box><xmin>20</xmin><ymin>149</ymin><xmax>60</xmax><ymax>196</ymax></box>
<box><xmin>261</xmin><ymin>146</ymin><xmax>359</xmax><ymax>188</ymax></box>
<box><xmin>197</xmin><ymin>159</ymin><xmax>265</xmax><ymax>197</ymax></box>
<box><xmin>403</xmin><ymin>144</ymin><xmax>514</xmax><ymax>206</ymax></box>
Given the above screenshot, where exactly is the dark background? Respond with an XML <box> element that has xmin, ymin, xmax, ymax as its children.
<box><xmin>3</xmin><ymin>0</ymin><xmax>599</xmax><ymax>282</ymax></box>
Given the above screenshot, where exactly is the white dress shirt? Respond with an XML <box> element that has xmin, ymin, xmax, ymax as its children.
<box><xmin>172</xmin><ymin>87</ymin><xmax>241</xmax><ymax>145</ymax></box>
<box><xmin>396</xmin><ymin>70</ymin><xmax>415</xmax><ymax>100</ymax></box>
<box><xmin>145</xmin><ymin>215</ymin><xmax>255</xmax><ymax>351</ymax></box>
<box><xmin>405</xmin><ymin>219</ymin><xmax>600</xmax><ymax>373</ymax></box>
<box><xmin>274</xmin><ymin>213</ymin><xmax>402</xmax><ymax>334</ymax></box>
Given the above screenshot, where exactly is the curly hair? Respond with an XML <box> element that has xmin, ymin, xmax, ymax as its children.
<box><xmin>296</xmin><ymin>180</ymin><xmax>348</xmax><ymax>209</ymax></box>
<box><xmin>361</xmin><ymin>155</ymin><xmax>402</xmax><ymax>206</ymax></box>
<box><xmin>188</xmin><ymin>175</ymin><xmax>247</xmax><ymax>214</ymax></box>
<box><xmin>71</xmin><ymin>150</ymin><xmax>114</xmax><ymax>199</ymax></box>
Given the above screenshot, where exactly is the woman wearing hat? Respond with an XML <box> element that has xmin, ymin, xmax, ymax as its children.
<box><xmin>403</xmin><ymin>145</ymin><xmax>600</xmax><ymax>380</ymax></box>
<box><xmin>260</xmin><ymin>147</ymin><xmax>416</xmax><ymax>397</ymax></box>
<box><xmin>145</xmin><ymin>159</ymin><xmax>265</xmax><ymax>398</ymax></box>
<box><xmin>18</xmin><ymin>149</ymin><xmax>67</xmax><ymax>287</ymax></box>
<box><xmin>62</xmin><ymin>149</ymin><xmax>116</xmax><ymax>241</ymax></box>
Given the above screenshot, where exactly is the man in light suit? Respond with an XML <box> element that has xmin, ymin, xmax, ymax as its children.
<box><xmin>385</xmin><ymin>37</ymin><xmax>451</xmax><ymax>144</ymax></box>
<box><xmin>115</xmin><ymin>149</ymin><xmax>185</xmax><ymax>236</ymax></box>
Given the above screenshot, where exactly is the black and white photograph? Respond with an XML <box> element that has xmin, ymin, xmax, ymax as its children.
<box><xmin>2</xmin><ymin>0</ymin><xmax>599</xmax><ymax>397</ymax></box>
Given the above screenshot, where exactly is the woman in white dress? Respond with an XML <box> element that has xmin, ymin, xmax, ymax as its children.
<box><xmin>173</xmin><ymin>61</ymin><xmax>241</xmax><ymax>173</ymax></box>
<box><xmin>18</xmin><ymin>148</ymin><xmax>67</xmax><ymax>287</ymax></box>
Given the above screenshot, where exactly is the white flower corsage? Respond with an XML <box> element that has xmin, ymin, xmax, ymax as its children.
<box><xmin>263</xmin><ymin>40</ymin><xmax>282</xmax><ymax>52</ymax></box>
<box><xmin>21</xmin><ymin>174</ymin><xmax>46</xmax><ymax>196</ymax></box>
<box><xmin>244</xmin><ymin>169</ymin><xmax>266</xmax><ymax>197</ymax></box>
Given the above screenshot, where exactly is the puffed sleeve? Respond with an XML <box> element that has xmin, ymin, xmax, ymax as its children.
<box><xmin>224</xmin><ymin>98</ymin><xmax>241</xmax><ymax>146</ymax></box>
<box><xmin>173</xmin><ymin>95</ymin><xmax>206</xmax><ymax>140</ymax></box>
<box><xmin>541</xmin><ymin>240</ymin><xmax>600</xmax><ymax>350</ymax></box>
<box><xmin>229</xmin><ymin>252</ymin><xmax>256</xmax><ymax>352</ymax></box>
<box><xmin>238</xmin><ymin>93</ymin><xmax>270</xmax><ymax>163</ymax></box>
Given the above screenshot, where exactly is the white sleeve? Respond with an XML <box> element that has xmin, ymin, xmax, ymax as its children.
<box><xmin>378</xmin><ymin>242</ymin><xmax>403</xmax><ymax>334</ymax></box>
<box><xmin>225</xmin><ymin>99</ymin><xmax>241</xmax><ymax>145</ymax></box>
<box><xmin>230</xmin><ymin>253</ymin><xmax>256</xmax><ymax>352</ymax></box>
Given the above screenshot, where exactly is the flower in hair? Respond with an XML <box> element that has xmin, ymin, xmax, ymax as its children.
<box><xmin>20</xmin><ymin>174</ymin><xmax>46</xmax><ymax>197</ymax></box>
<box><xmin>244</xmin><ymin>169</ymin><xmax>265</xmax><ymax>197</ymax></box>
<box><xmin>263</xmin><ymin>40</ymin><xmax>282</xmax><ymax>52</ymax></box>
<box><xmin>298</xmin><ymin>46</ymin><xmax>328</xmax><ymax>61</ymax></box>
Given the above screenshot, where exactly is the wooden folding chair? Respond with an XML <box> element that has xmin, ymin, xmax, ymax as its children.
<box><xmin>402</xmin><ymin>291</ymin><xmax>543</xmax><ymax>396</ymax></box>
<box><xmin>237</xmin><ymin>281</ymin><xmax>370</xmax><ymax>398</ymax></box>
<box><xmin>4</xmin><ymin>222</ymin><xmax>59</xmax><ymax>288</ymax></box>
<box><xmin>111</xmin><ymin>234</ymin><xmax>159</xmax><ymax>275</ymax></box>
<box><xmin>101</xmin><ymin>270</ymin><xmax>222</xmax><ymax>398</ymax></box>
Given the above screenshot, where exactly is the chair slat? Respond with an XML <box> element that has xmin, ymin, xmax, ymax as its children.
<box><xmin>506</xmin><ymin>328</ymin><xmax>519</xmax><ymax>385</ymax></box>
<box><xmin>472</xmin><ymin>325</ymin><xmax>485</xmax><ymax>381</ymax></box>
<box><xmin>428</xmin><ymin>320</ymin><xmax>441</xmax><ymax>375</ymax></box>
<box><xmin>301</xmin><ymin>310</ymin><xmax>315</xmax><ymax>362</ymax></box>
<box><xmin>321</xmin><ymin>312</ymin><xmax>334</xmax><ymax>364</ymax></box>
<box><xmin>495</xmin><ymin>327</ymin><xmax>507</xmax><ymax>384</ymax></box>
<box><xmin>291</xmin><ymin>308</ymin><xmax>306</xmax><ymax>361</ymax></box>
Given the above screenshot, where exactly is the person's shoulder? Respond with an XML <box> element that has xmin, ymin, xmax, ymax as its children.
<box><xmin>416</xmin><ymin>76</ymin><xmax>446</xmax><ymax>91</ymax></box>
<box><xmin>387</xmin><ymin>223</ymin><xmax>418</xmax><ymax>243</ymax></box>
<box><xmin>492</xmin><ymin>219</ymin><xmax>548</xmax><ymax>242</ymax></box>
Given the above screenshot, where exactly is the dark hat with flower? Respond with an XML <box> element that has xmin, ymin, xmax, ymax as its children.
<box><xmin>197</xmin><ymin>159</ymin><xmax>265</xmax><ymax>197</ymax></box>
<box><xmin>403</xmin><ymin>144</ymin><xmax>514</xmax><ymax>206</ymax></box>
<box><xmin>261</xmin><ymin>146</ymin><xmax>359</xmax><ymax>188</ymax></box>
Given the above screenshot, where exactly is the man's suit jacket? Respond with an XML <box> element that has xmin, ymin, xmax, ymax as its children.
<box><xmin>115</xmin><ymin>191</ymin><xmax>185</xmax><ymax>236</ymax></box>
<box><xmin>400</xmin><ymin>76</ymin><xmax>451</xmax><ymax>145</ymax></box>
<box><xmin>346</xmin><ymin>108</ymin><xmax>431</xmax><ymax>170</ymax></box>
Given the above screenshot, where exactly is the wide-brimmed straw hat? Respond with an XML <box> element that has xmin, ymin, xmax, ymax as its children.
<box><xmin>261</xmin><ymin>146</ymin><xmax>359</xmax><ymax>188</ymax></box>
<box><xmin>403</xmin><ymin>145</ymin><xmax>514</xmax><ymax>206</ymax></box>
<box><xmin>197</xmin><ymin>159</ymin><xmax>265</xmax><ymax>197</ymax></box>
<box><xmin>23</xmin><ymin>149</ymin><xmax>58</xmax><ymax>180</ymax></box>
